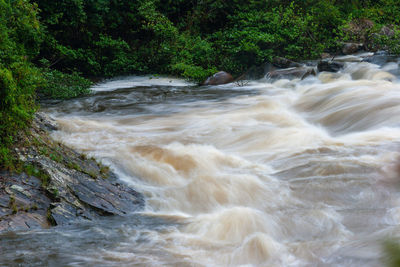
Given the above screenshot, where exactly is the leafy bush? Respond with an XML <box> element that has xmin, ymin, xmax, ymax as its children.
<box><xmin>169</xmin><ymin>35</ymin><xmax>217</xmax><ymax>82</ymax></box>
<box><xmin>171</xmin><ymin>63</ymin><xmax>217</xmax><ymax>83</ymax></box>
<box><xmin>39</xmin><ymin>69</ymin><xmax>92</xmax><ymax>99</ymax></box>
<box><xmin>0</xmin><ymin>0</ymin><xmax>42</xmax><ymax>169</ymax></box>
<box><xmin>210</xmin><ymin>3</ymin><xmax>343</xmax><ymax>74</ymax></box>
<box><xmin>372</xmin><ymin>26</ymin><xmax>400</xmax><ymax>53</ymax></box>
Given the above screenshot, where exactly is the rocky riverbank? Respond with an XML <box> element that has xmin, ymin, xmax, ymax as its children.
<box><xmin>0</xmin><ymin>113</ymin><xmax>144</xmax><ymax>232</ymax></box>
<box><xmin>206</xmin><ymin>50</ymin><xmax>399</xmax><ymax>86</ymax></box>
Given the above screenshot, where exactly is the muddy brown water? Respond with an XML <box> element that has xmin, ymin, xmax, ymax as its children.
<box><xmin>2</xmin><ymin>60</ymin><xmax>400</xmax><ymax>266</ymax></box>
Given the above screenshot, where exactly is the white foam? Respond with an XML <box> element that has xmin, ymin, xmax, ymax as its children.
<box><xmin>91</xmin><ymin>75</ymin><xmax>195</xmax><ymax>91</ymax></box>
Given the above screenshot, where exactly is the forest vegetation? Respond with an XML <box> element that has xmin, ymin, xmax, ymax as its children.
<box><xmin>1</xmin><ymin>0</ymin><xmax>400</xmax><ymax>169</ymax></box>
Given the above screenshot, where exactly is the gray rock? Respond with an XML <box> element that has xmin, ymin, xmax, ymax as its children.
<box><xmin>203</xmin><ymin>71</ymin><xmax>234</xmax><ymax>85</ymax></box>
<box><xmin>50</xmin><ymin>202</ymin><xmax>87</xmax><ymax>225</ymax></box>
<box><xmin>10</xmin><ymin>185</ymin><xmax>32</xmax><ymax>198</ymax></box>
<box><xmin>33</xmin><ymin>153</ymin><xmax>144</xmax><ymax>225</ymax></box>
<box><xmin>69</xmin><ymin>175</ymin><xmax>143</xmax><ymax>216</ymax></box>
<box><xmin>0</xmin><ymin>212</ymin><xmax>49</xmax><ymax>232</ymax></box>
<box><xmin>0</xmin><ymin>172</ymin><xmax>51</xmax><ymax>232</ymax></box>
<box><xmin>35</xmin><ymin>112</ymin><xmax>58</xmax><ymax>131</ymax></box>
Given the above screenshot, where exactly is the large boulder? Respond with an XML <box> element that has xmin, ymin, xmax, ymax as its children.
<box><xmin>317</xmin><ymin>60</ymin><xmax>344</xmax><ymax>72</ymax></box>
<box><xmin>203</xmin><ymin>71</ymin><xmax>234</xmax><ymax>85</ymax></box>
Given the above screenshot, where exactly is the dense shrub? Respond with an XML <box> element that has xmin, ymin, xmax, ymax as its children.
<box><xmin>0</xmin><ymin>0</ymin><xmax>42</xmax><ymax>169</ymax></box>
<box><xmin>33</xmin><ymin>0</ymin><xmax>400</xmax><ymax>79</ymax></box>
<box><xmin>39</xmin><ymin>69</ymin><xmax>92</xmax><ymax>100</ymax></box>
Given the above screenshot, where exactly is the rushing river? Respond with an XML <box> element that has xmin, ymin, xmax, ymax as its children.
<box><xmin>2</xmin><ymin>55</ymin><xmax>400</xmax><ymax>266</ymax></box>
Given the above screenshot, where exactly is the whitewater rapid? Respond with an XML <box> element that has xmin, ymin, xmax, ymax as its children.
<box><xmin>8</xmin><ymin>59</ymin><xmax>400</xmax><ymax>266</ymax></box>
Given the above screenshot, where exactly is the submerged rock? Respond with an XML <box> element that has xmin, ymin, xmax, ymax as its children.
<box><xmin>203</xmin><ymin>71</ymin><xmax>234</xmax><ymax>85</ymax></box>
<box><xmin>317</xmin><ymin>60</ymin><xmax>345</xmax><ymax>72</ymax></box>
<box><xmin>237</xmin><ymin>58</ymin><xmax>308</xmax><ymax>82</ymax></box>
<box><xmin>362</xmin><ymin>51</ymin><xmax>398</xmax><ymax>66</ymax></box>
<box><xmin>267</xmin><ymin>67</ymin><xmax>316</xmax><ymax>80</ymax></box>
<box><xmin>0</xmin><ymin>113</ymin><xmax>144</xmax><ymax>231</ymax></box>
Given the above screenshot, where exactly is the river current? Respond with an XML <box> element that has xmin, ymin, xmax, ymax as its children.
<box><xmin>2</xmin><ymin>55</ymin><xmax>400</xmax><ymax>266</ymax></box>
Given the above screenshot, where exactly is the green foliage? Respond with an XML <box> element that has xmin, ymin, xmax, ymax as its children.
<box><xmin>169</xmin><ymin>35</ymin><xmax>218</xmax><ymax>82</ymax></box>
<box><xmin>0</xmin><ymin>146</ymin><xmax>13</xmax><ymax>170</ymax></box>
<box><xmin>24</xmin><ymin>163</ymin><xmax>40</xmax><ymax>177</ymax></box>
<box><xmin>208</xmin><ymin>3</ymin><xmax>341</xmax><ymax>73</ymax></box>
<box><xmin>375</xmin><ymin>27</ymin><xmax>400</xmax><ymax>54</ymax></box>
<box><xmin>32</xmin><ymin>0</ymin><xmax>400</xmax><ymax>80</ymax></box>
<box><xmin>40</xmin><ymin>69</ymin><xmax>91</xmax><ymax>99</ymax></box>
<box><xmin>0</xmin><ymin>0</ymin><xmax>42</xmax><ymax>169</ymax></box>
<box><xmin>34</xmin><ymin>0</ymin><xmax>221</xmax><ymax>80</ymax></box>
<box><xmin>172</xmin><ymin>63</ymin><xmax>217</xmax><ymax>83</ymax></box>
<box><xmin>36</xmin><ymin>0</ymin><xmax>159</xmax><ymax>76</ymax></box>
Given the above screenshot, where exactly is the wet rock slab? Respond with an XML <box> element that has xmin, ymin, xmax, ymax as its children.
<box><xmin>0</xmin><ymin>113</ymin><xmax>144</xmax><ymax>232</ymax></box>
<box><xmin>0</xmin><ymin>173</ymin><xmax>51</xmax><ymax>231</ymax></box>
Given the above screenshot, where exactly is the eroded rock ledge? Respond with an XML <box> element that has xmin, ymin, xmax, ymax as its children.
<box><xmin>0</xmin><ymin>113</ymin><xmax>144</xmax><ymax>232</ymax></box>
